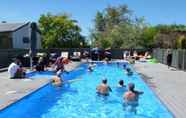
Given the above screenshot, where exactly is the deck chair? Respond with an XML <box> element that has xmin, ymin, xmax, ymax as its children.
<box><xmin>37</xmin><ymin>52</ymin><xmax>46</xmax><ymax>57</ymax></box>
<box><xmin>61</xmin><ymin>52</ymin><xmax>69</xmax><ymax>58</ymax></box>
<box><xmin>73</xmin><ymin>52</ymin><xmax>81</xmax><ymax>57</ymax></box>
<box><xmin>70</xmin><ymin>52</ymin><xmax>81</xmax><ymax>61</ymax></box>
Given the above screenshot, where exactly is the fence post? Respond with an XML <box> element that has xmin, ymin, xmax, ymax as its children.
<box><xmin>162</xmin><ymin>49</ymin><xmax>165</xmax><ymax>64</ymax></box>
<box><xmin>183</xmin><ymin>50</ymin><xmax>185</xmax><ymax>70</ymax></box>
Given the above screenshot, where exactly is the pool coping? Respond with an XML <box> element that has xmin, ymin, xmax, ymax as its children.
<box><xmin>138</xmin><ymin>74</ymin><xmax>175</xmax><ymax>117</ymax></box>
<box><xmin>0</xmin><ymin>61</ymin><xmax>82</xmax><ymax>111</ymax></box>
<box><xmin>134</xmin><ymin>64</ymin><xmax>175</xmax><ymax>118</ymax></box>
<box><xmin>0</xmin><ymin>81</ymin><xmax>50</xmax><ymax>112</ymax></box>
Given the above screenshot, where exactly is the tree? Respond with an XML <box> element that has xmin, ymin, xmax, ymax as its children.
<box><xmin>154</xmin><ymin>24</ymin><xmax>186</xmax><ymax>49</ymax></box>
<box><xmin>176</xmin><ymin>36</ymin><xmax>186</xmax><ymax>49</ymax></box>
<box><xmin>90</xmin><ymin>4</ymin><xmax>146</xmax><ymax>49</ymax></box>
<box><xmin>39</xmin><ymin>13</ymin><xmax>86</xmax><ymax>49</ymax></box>
<box><xmin>140</xmin><ymin>26</ymin><xmax>158</xmax><ymax>48</ymax></box>
<box><xmin>91</xmin><ymin>4</ymin><xmax>186</xmax><ymax>49</ymax></box>
<box><xmin>95</xmin><ymin>12</ymin><xmax>106</xmax><ymax>32</ymax></box>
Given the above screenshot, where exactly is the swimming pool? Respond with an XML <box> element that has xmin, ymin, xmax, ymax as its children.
<box><xmin>0</xmin><ymin>63</ymin><xmax>173</xmax><ymax>118</ymax></box>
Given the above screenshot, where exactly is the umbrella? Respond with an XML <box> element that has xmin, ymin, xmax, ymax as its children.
<box><xmin>91</xmin><ymin>47</ymin><xmax>102</xmax><ymax>54</ymax></box>
<box><xmin>105</xmin><ymin>51</ymin><xmax>111</xmax><ymax>55</ymax></box>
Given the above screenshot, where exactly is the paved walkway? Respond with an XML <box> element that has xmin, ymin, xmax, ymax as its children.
<box><xmin>0</xmin><ymin>61</ymin><xmax>81</xmax><ymax>111</ymax></box>
<box><xmin>134</xmin><ymin>62</ymin><xmax>186</xmax><ymax>118</ymax></box>
<box><xmin>0</xmin><ymin>72</ymin><xmax>49</xmax><ymax>110</ymax></box>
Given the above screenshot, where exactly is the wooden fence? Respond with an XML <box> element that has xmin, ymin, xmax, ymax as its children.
<box><xmin>0</xmin><ymin>48</ymin><xmax>149</xmax><ymax>67</ymax></box>
<box><xmin>153</xmin><ymin>48</ymin><xmax>186</xmax><ymax>70</ymax></box>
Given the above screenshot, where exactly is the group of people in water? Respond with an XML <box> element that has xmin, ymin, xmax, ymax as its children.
<box><xmin>8</xmin><ymin>55</ymin><xmax>143</xmax><ymax>113</ymax></box>
<box><xmin>96</xmin><ymin>79</ymin><xmax>143</xmax><ymax>102</ymax></box>
<box><xmin>92</xmin><ymin>62</ymin><xmax>143</xmax><ymax>113</ymax></box>
<box><xmin>96</xmin><ymin>75</ymin><xmax>143</xmax><ymax>113</ymax></box>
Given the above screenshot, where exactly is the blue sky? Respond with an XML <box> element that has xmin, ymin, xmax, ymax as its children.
<box><xmin>0</xmin><ymin>0</ymin><xmax>186</xmax><ymax>36</ymax></box>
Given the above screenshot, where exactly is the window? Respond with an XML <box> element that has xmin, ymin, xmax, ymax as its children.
<box><xmin>22</xmin><ymin>37</ymin><xmax>29</xmax><ymax>43</ymax></box>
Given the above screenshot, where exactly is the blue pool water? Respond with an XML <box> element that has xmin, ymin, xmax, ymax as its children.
<box><xmin>0</xmin><ymin>63</ymin><xmax>173</xmax><ymax>118</ymax></box>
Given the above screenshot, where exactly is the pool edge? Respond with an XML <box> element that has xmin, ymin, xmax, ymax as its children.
<box><xmin>134</xmin><ymin>67</ymin><xmax>175</xmax><ymax>118</ymax></box>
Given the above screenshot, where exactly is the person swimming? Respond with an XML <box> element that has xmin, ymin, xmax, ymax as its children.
<box><xmin>123</xmin><ymin>83</ymin><xmax>143</xmax><ymax>113</ymax></box>
<box><xmin>123</xmin><ymin>64</ymin><xmax>127</xmax><ymax>70</ymax></box>
<box><xmin>126</xmin><ymin>68</ymin><xmax>133</xmax><ymax>76</ymax></box>
<box><xmin>116</xmin><ymin>80</ymin><xmax>126</xmax><ymax>94</ymax></box>
<box><xmin>117</xmin><ymin>80</ymin><xmax>126</xmax><ymax>88</ymax></box>
<box><xmin>88</xmin><ymin>62</ymin><xmax>96</xmax><ymax>72</ymax></box>
<box><xmin>96</xmin><ymin>79</ymin><xmax>112</xmax><ymax>96</ymax></box>
<box><xmin>116</xmin><ymin>62</ymin><xmax>120</xmax><ymax>67</ymax></box>
<box><xmin>88</xmin><ymin>66</ymin><xmax>94</xmax><ymax>72</ymax></box>
<box><xmin>51</xmin><ymin>75</ymin><xmax>63</xmax><ymax>87</ymax></box>
<box><xmin>124</xmin><ymin>83</ymin><xmax>143</xmax><ymax>102</ymax></box>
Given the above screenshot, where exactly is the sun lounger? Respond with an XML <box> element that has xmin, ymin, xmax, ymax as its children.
<box><xmin>73</xmin><ymin>52</ymin><xmax>81</xmax><ymax>57</ymax></box>
<box><xmin>36</xmin><ymin>52</ymin><xmax>47</xmax><ymax>57</ymax></box>
<box><xmin>61</xmin><ymin>52</ymin><xmax>69</xmax><ymax>58</ymax></box>
<box><xmin>70</xmin><ymin>52</ymin><xmax>81</xmax><ymax>61</ymax></box>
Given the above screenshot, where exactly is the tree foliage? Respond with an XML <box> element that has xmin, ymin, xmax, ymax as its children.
<box><xmin>91</xmin><ymin>5</ymin><xmax>186</xmax><ymax>49</ymax></box>
<box><xmin>154</xmin><ymin>24</ymin><xmax>186</xmax><ymax>49</ymax></box>
<box><xmin>140</xmin><ymin>27</ymin><xmax>158</xmax><ymax>48</ymax></box>
<box><xmin>90</xmin><ymin>5</ymin><xmax>148</xmax><ymax>49</ymax></box>
<box><xmin>39</xmin><ymin>13</ymin><xmax>86</xmax><ymax>49</ymax></box>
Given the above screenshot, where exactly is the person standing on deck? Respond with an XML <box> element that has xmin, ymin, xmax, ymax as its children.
<box><xmin>166</xmin><ymin>50</ymin><xmax>172</xmax><ymax>69</ymax></box>
<box><xmin>53</xmin><ymin>57</ymin><xmax>70</xmax><ymax>74</ymax></box>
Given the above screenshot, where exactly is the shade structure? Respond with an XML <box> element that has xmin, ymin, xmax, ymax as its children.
<box><xmin>91</xmin><ymin>47</ymin><xmax>102</xmax><ymax>54</ymax></box>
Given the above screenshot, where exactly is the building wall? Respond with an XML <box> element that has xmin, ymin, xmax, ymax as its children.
<box><xmin>0</xmin><ymin>32</ymin><xmax>13</xmax><ymax>49</ymax></box>
<box><xmin>12</xmin><ymin>24</ymin><xmax>30</xmax><ymax>49</ymax></box>
<box><xmin>36</xmin><ymin>32</ymin><xmax>42</xmax><ymax>49</ymax></box>
<box><xmin>12</xmin><ymin>24</ymin><xmax>41</xmax><ymax>49</ymax></box>
<box><xmin>156</xmin><ymin>31</ymin><xmax>186</xmax><ymax>48</ymax></box>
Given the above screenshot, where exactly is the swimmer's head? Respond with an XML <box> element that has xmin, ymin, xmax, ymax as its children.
<box><xmin>102</xmin><ymin>79</ymin><xmax>107</xmax><ymax>84</ymax></box>
<box><xmin>119</xmin><ymin>80</ymin><xmax>124</xmax><ymax>86</ymax></box>
<box><xmin>128</xmin><ymin>83</ymin><xmax>135</xmax><ymax>91</ymax></box>
<box><xmin>126</xmin><ymin>68</ymin><xmax>131</xmax><ymax>72</ymax></box>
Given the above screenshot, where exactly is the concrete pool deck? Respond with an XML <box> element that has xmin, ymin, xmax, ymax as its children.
<box><xmin>0</xmin><ymin>61</ymin><xmax>81</xmax><ymax>111</ymax></box>
<box><xmin>134</xmin><ymin>62</ymin><xmax>186</xmax><ymax>118</ymax></box>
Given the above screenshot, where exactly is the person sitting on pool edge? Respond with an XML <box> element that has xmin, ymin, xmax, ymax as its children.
<box><xmin>96</xmin><ymin>79</ymin><xmax>112</xmax><ymax>96</ymax></box>
<box><xmin>8</xmin><ymin>57</ymin><xmax>26</xmax><ymax>79</ymax></box>
<box><xmin>35</xmin><ymin>57</ymin><xmax>45</xmax><ymax>72</ymax></box>
<box><xmin>104</xmin><ymin>58</ymin><xmax>110</xmax><ymax>64</ymax></box>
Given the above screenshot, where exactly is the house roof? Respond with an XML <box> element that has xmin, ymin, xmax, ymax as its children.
<box><xmin>0</xmin><ymin>22</ymin><xmax>29</xmax><ymax>33</ymax></box>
